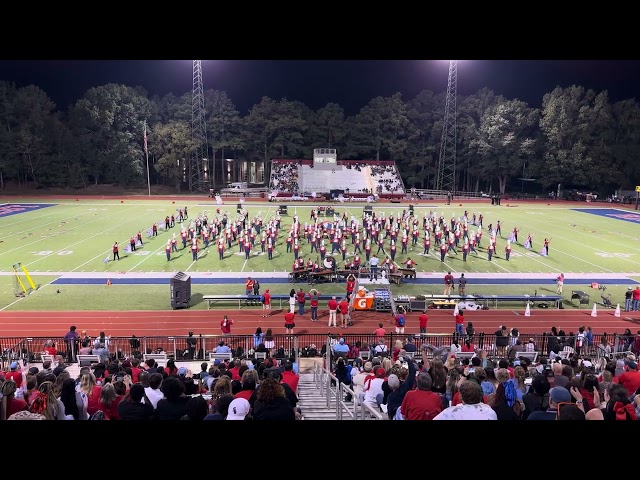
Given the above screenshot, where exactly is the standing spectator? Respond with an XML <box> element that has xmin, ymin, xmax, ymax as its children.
<box><xmin>64</xmin><ymin>326</ymin><xmax>79</xmax><ymax>363</ymax></box>
<box><xmin>339</xmin><ymin>297</ymin><xmax>350</xmax><ymax>328</ymax></box>
<box><xmin>633</xmin><ymin>286</ymin><xmax>640</xmax><ymax>311</ymax></box>
<box><xmin>556</xmin><ymin>273</ymin><xmax>565</xmax><ymax>294</ymax></box>
<box><xmin>284</xmin><ymin>310</ymin><xmax>296</xmax><ymax>336</ymax></box>
<box><xmin>625</xmin><ymin>287</ymin><xmax>633</xmax><ymax>312</ymax></box>
<box><xmin>252</xmin><ymin>278</ymin><xmax>260</xmax><ymax>296</ymax></box>
<box><xmin>5</xmin><ymin>362</ymin><xmax>23</xmax><ymax>389</ymax></box>
<box><xmin>444</xmin><ymin>271</ymin><xmax>454</xmax><ymax>295</ymax></box>
<box><xmin>220</xmin><ymin>315</ymin><xmax>233</xmax><ymax>335</ymax></box>
<box><xmin>309</xmin><ymin>288</ymin><xmax>320</xmax><ymax>321</ymax></box>
<box><xmin>288</xmin><ymin>289</ymin><xmax>296</xmax><ymax>314</ymax></box>
<box><xmin>327</xmin><ymin>296</ymin><xmax>338</xmax><ymax>328</ymax></box>
<box><xmin>296</xmin><ymin>288</ymin><xmax>306</xmax><ymax>315</ymax></box>
<box><xmin>419</xmin><ymin>310</ymin><xmax>428</xmax><ymax>334</ymax></box>
<box><xmin>455</xmin><ymin>310</ymin><xmax>465</xmax><ymax>336</ymax></box>
<box><xmin>245</xmin><ymin>277</ymin><xmax>254</xmax><ymax>296</ymax></box>
<box><xmin>262</xmin><ymin>289</ymin><xmax>271</xmax><ymax>318</ymax></box>
<box><xmin>458</xmin><ymin>274</ymin><xmax>467</xmax><ymax>296</ymax></box>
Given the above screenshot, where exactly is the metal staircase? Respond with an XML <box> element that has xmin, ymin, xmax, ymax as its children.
<box><xmin>296</xmin><ymin>373</ymin><xmax>352</xmax><ymax>420</ymax></box>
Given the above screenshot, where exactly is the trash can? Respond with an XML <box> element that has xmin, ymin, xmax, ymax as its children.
<box><xmin>170</xmin><ymin>272</ymin><xmax>191</xmax><ymax>309</ymax></box>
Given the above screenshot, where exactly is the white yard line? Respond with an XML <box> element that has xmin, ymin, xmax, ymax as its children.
<box><xmin>1</xmin><ymin>206</ymin><xmax>138</xmax><ymax>260</ymax></box>
<box><xmin>529</xmin><ymin>209</ymin><xmax>640</xmax><ymax>252</ymax></box>
<box><xmin>0</xmin><ymin>204</ymin><xmax>82</xmax><ymax>232</ymax></box>
<box><xmin>65</xmin><ymin>207</ymin><xmax>162</xmax><ymax>272</ymax></box>
<box><xmin>0</xmin><ymin>277</ymin><xmax>57</xmax><ymax>311</ymax></box>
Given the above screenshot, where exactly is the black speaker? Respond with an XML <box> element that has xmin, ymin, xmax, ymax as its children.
<box><xmin>170</xmin><ymin>272</ymin><xmax>191</xmax><ymax>309</ymax></box>
<box><xmin>278</xmin><ymin>205</ymin><xmax>288</xmax><ymax>215</ymax></box>
<box><xmin>236</xmin><ymin>203</ymin><xmax>242</xmax><ymax>214</ymax></box>
<box><xmin>409</xmin><ymin>204</ymin><xmax>414</xmax><ymax>215</ymax></box>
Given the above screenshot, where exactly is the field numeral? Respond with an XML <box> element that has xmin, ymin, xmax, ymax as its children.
<box><xmin>595</xmin><ymin>252</ymin><xmax>633</xmax><ymax>258</ymax></box>
<box><xmin>33</xmin><ymin>250</ymin><xmax>74</xmax><ymax>256</ymax></box>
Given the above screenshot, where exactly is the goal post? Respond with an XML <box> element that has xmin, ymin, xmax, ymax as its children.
<box><xmin>12</xmin><ymin>263</ymin><xmax>36</xmax><ymax>297</ymax></box>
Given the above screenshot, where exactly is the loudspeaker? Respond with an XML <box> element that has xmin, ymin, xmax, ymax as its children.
<box><xmin>170</xmin><ymin>272</ymin><xmax>191</xmax><ymax>309</ymax></box>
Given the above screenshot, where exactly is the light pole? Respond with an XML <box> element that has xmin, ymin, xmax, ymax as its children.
<box><xmin>521</xmin><ymin>161</ymin><xmax>526</xmax><ymax>194</ymax></box>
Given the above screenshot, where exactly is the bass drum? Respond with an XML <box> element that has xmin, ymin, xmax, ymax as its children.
<box><xmin>323</xmin><ymin>256</ymin><xmax>336</xmax><ymax>270</ymax></box>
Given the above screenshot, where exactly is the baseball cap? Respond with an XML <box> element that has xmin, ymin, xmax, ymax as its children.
<box><xmin>627</xmin><ymin>361</ymin><xmax>638</xmax><ymax>370</ymax></box>
<box><xmin>549</xmin><ymin>387</ymin><xmax>571</xmax><ymax>404</ymax></box>
<box><xmin>226</xmin><ymin>398</ymin><xmax>250</xmax><ymax>420</ymax></box>
<box><xmin>387</xmin><ymin>374</ymin><xmax>400</xmax><ymax>389</ymax></box>
<box><xmin>177</xmin><ymin>367</ymin><xmax>187</xmax><ymax>375</ymax></box>
<box><xmin>339</xmin><ymin>338</ymin><xmax>345</xmax><ymax>344</ymax></box>
<box><xmin>10</xmin><ymin>362</ymin><xmax>18</xmax><ymax>370</ymax></box>
<box><xmin>375</xmin><ymin>367</ymin><xmax>386</xmax><ymax>377</ymax></box>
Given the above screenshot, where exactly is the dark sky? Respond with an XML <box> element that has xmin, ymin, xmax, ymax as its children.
<box><xmin>0</xmin><ymin>60</ymin><xmax>639</xmax><ymax>116</ymax></box>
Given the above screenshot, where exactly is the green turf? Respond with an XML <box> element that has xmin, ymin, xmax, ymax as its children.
<box><xmin>1</xmin><ymin>198</ymin><xmax>639</xmax><ymax>311</ymax></box>
<box><xmin>2</xmin><ymin>280</ymin><xmax>634</xmax><ymax>312</ymax></box>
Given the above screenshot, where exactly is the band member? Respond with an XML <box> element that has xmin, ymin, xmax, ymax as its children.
<box><xmin>113</xmin><ymin>242</ymin><xmax>119</xmax><ymax>261</ymax></box>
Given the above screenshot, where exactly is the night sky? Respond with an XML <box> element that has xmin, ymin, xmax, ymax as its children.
<box><xmin>0</xmin><ymin>60</ymin><xmax>639</xmax><ymax>115</ymax></box>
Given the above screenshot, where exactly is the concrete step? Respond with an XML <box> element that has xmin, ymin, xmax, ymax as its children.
<box><xmin>297</xmin><ymin>374</ymin><xmax>354</xmax><ymax>420</ymax></box>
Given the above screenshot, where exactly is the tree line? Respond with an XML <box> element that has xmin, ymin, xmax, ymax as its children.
<box><xmin>0</xmin><ymin>81</ymin><xmax>638</xmax><ymax>194</ymax></box>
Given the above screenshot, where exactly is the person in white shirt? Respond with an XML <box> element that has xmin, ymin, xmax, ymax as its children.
<box><xmin>361</xmin><ymin>367</ymin><xmax>386</xmax><ymax>408</ymax></box>
<box><xmin>144</xmin><ymin>372</ymin><xmax>165</xmax><ymax>409</ymax></box>
<box><xmin>433</xmin><ymin>379</ymin><xmax>497</xmax><ymax>420</ymax></box>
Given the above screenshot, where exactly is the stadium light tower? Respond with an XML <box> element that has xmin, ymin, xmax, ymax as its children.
<box><xmin>436</xmin><ymin>60</ymin><xmax>457</xmax><ymax>193</ymax></box>
<box><xmin>190</xmin><ymin>60</ymin><xmax>209</xmax><ymax>192</ymax></box>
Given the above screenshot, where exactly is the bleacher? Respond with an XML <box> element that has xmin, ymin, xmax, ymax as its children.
<box><xmin>270</xmin><ymin>157</ymin><xmax>406</xmax><ymax>198</ymax></box>
<box><xmin>298</xmin><ymin>164</ymin><xmax>373</xmax><ymax>194</ymax></box>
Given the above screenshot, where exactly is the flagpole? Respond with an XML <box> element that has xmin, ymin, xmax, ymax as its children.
<box><xmin>144</xmin><ymin>120</ymin><xmax>151</xmax><ymax>197</ymax></box>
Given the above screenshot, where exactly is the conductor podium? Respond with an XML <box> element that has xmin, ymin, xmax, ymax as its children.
<box><xmin>170</xmin><ymin>272</ymin><xmax>191</xmax><ymax>309</ymax></box>
<box><xmin>278</xmin><ymin>205</ymin><xmax>288</xmax><ymax>215</ymax></box>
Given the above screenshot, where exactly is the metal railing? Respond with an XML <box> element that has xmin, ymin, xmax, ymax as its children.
<box><xmin>4</xmin><ymin>331</ymin><xmax>637</xmax><ymax>365</ymax></box>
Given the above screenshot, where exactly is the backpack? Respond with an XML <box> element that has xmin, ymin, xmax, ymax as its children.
<box><xmin>398</xmin><ymin>315</ymin><xmax>405</xmax><ymax>327</ymax></box>
<box><xmin>260</xmin><ymin>295</ymin><xmax>266</xmax><ymax>303</ymax></box>
<box><xmin>90</xmin><ymin>410</ymin><xmax>106</xmax><ymax>420</ymax></box>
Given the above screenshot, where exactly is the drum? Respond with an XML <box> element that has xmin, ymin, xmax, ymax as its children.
<box><xmin>323</xmin><ymin>257</ymin><xmax>335</xmax><ymax>269</ymax></box>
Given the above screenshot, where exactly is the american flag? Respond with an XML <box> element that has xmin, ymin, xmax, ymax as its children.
<box><xmin>143</xmin><ymin>121</ymin><xmax>148</xmax><ymax>156</ymax></box>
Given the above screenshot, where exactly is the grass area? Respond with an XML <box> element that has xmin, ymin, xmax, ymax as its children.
<box><xmin>4</xmin><ymin>281</ymin><xmax>634</xmax><ymax>312</ymax></box>
<box><xmin>1</xmin><ymin>198</ymin><xmax>639</xmax><ymax>311</ymax></box>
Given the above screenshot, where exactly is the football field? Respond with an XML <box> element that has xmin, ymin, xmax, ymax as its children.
<box><xmin>1</xmin><ymin>197</ymin><xmax>639</xmax><ymax>312</ymax></box>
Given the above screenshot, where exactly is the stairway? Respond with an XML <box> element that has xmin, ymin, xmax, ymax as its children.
<box><xmin>296</xmin><ymin>373</ymin><xmax>353</xmax><ymax>420</ymax></box>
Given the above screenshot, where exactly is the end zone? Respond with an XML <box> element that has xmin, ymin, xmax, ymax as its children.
<box><xmin>0</xmin><ymin>203</ymin><xmax>58</xmax><ymax>218</ymax></box>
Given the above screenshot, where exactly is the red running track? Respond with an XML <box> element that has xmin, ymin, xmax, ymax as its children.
<box><xmin>0</xmin><ymin>308</ymin><xmax>639</xmax><ymax>338</ymax></box>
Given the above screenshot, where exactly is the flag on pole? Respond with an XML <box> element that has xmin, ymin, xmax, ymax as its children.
<box><xmin>143</xmin><ymin>121</ymin><xmax>148</xmax><ymax>156</ymax></box>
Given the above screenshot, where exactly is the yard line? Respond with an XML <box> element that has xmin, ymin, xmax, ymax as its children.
<box><xmin>0</xmin><ymin>276</ymin><xmax>59</xmax><ymax>311</ymax></box>
<box><xmin>514</xmin><ymin>216</ymin><xmax>621</xmax><ymax>272</ymax></box>
<box><xmin>19</xmin><ymin>204</ymin><xmax>146</xmax><ymax>271</ymax></box>
<box><xmin>126</xmin><ymin>242</ymin><xmax>167</xmax><ymax>272</ymax></box>
<box><xmin>0</xmin><ymin>205</ymin><xmax>139</xmax><ymax>259</ymax></box>
<box><xmin>184</xmin><ymin>260</ymin><xmax>197</xmax><ymax>272</ymax></box>
<box><xmin>0</xmin><ymin>204</ymin><xmax>82</xmax><ymax>231</ymax></box>
<box><xmin>59</xmin><ymin>207</ymin><xmax>160</xmax><ymax>272</ymax></box>
<box><xmin>537</xmin><ymin>210</ymin><xmax>640</xmax><ymax>253</ymax></box>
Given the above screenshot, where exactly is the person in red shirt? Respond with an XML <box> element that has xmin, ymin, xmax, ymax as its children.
<box><xmin>43</xmin><ymin>339</ymin><xmax>57</xmax><ymax>356</ymax></box>
<box><xmin>221</xmin><ymin>315</ymin><xmax>233</xmax><ymax>335</ymax></box>
<box><xmin>112</xmin><ymin>241</ymin><xmax>119</xmax><ymax>261</ymax></box>
<box><xmin>338</xmin><ymin>298</ymin><xmax>350</xmax><ymax>328</ymax></box>
<box><xmin>374</xmin><ymin>323</ymin><xmax>386</xmax><ymax>337</ymax></box>
<box><xmin>296</xmin><ymin>288</ymin><xmax>307</xmax><ymax>315</ymax></box>
<box><xmin>618</xmin><ymin>361</ymin><xmax>640</xmax><ymax>396</ymax></box>
<box><xmin>346</xmin><ymin>274</ymin><xmax>356</xmax><ymax>300</ymax></box>
<box><xmin>281</xmin><ymin>361</ymin><xmax>299</xmax><ymax>394</ymax></box>
<box><xmin>455</xmin><ymin>310</ymin><xmax>465</xmax><ymax>336</ymax></box>
<box><xmin>5</xmin><ymin>362</ymin><xmax>23</xmax><ymax>388</ymax></box>
<box><xmin>400</xmin><ymin>372</ymin><xmax>443</xmax><ymax>420</ymax></box>
<box><xmin>419</xmin><ymin>310</ymin><xmax>428</xmax><ymax>334</ymax></box>
<box><xmin>327</xmin><ymin>296</ymin><xmax>338</xmax><ymax>327</ymax></box>
<box><xmin>284</xmin><ymin>310</ymin><xmax>296</xmax><ymax>335</ymax></box>
<box><xmin>262</xmin><ymin>289</ymin><xmax>271</xmax><ymax>318</ymax></box>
